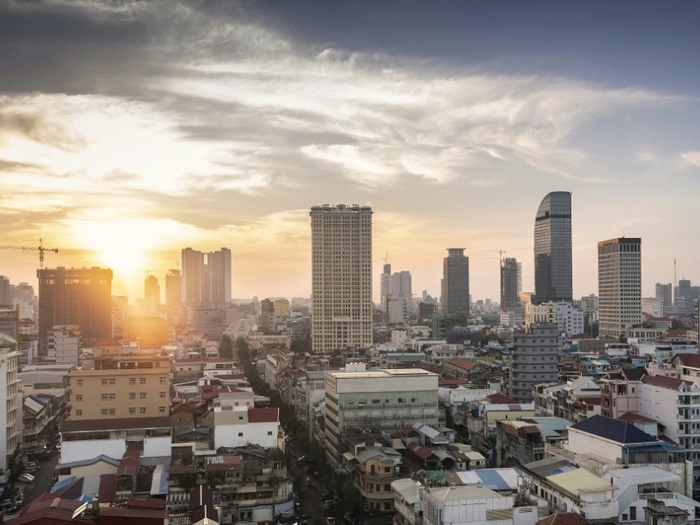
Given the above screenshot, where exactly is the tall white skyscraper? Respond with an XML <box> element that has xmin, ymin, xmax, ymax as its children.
<box><xmin>598</xmin><ymin>237</ymin><xmax>642</xmax><ymax>339</ymax></box>
<box><xmin>181</xmin><ymin>247</ymin><xmax>205</xmax><ymax>305</ymax></box>
<box><xmin>181</xmin><ymin>247</ymin><xmax>231</xmax><ymax>305</ymax></box>
<box><xmin>310</xmin><ymin>204</ymin><xmax>373</xmax><ymax>354</ymax></box>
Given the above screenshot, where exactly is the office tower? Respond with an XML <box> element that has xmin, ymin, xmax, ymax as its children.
<box><xmin>500</xmin><ymin>257</ymin><xmax>522</xmax><ymax>309</ymax></box>
<box><xmin>181</xmin><ymin>248</ymin><xmax>205</xmax><ymax>305</ymax></box>
<box><xmin>509</xmin><ymin>324</ymin><xmax>559</xmax><ymax>403</ymax></box>
<box><xmin>144</xmin><ymin>274</ymin><xmax>160</xmax><ymax>305</ymax></box>
<box><xmin>534</xmin><ymin>191</ymin><xmax>572</xmax><ymax>303</ymax></box>
<box><xmin>442</xmin><ymin>248</ymin><xmax>469</xmax><ymax>315</ymax></box>
<box><xmin>324</xmin><ymin>368</ymin><xmax>438</xmax><ymax>468</ymax></box>
<box><xmin>0</xmin><ymin>276</ymin><xmax>10</xmax><ymax>304</ymax></box>
<box><xmin>0</xmin><ymin>304</ymin><xmax>19</xmax><ymax>343</ymax></box>
<box><xmin>37</xmin><ymin>267</ymin><xmax>113</xmax><ymax>354</ymax></box>
<box><xmin>260</xmin><ymin>298</ymin><xmax>275</xmax><ymax>333</ymax></box>
<box><xmin>655</xmin><ymin>283</ymin><xmax>672</xmax><ymax>314</ymax></box>
<box><xmin>208</xmin><ymin>247</ymin><xmax>232</xmax><ymax>304</ymax></box>
<box><xmin>598</xmin><ymin>237</ymin><xmax>642</xmax><ymax>339</ymax></box>
<box><xmin>165</xmin><ymin>268</ymin><xmax>182</xmax><ymax>306</ymax></box>
<box><xmin>380</xmin><ymin>262</ymin><xmax>391</xmax><ymax>318</ymax></box>
<box><xmin>310</xmin><ymin>204</ymin><xmax>373</xmax><ymax>354</ymax></box>
<box><xmin>0</xmin><ymin>336</ymin><xmax>22</xmax><ymax>479</ymax></box>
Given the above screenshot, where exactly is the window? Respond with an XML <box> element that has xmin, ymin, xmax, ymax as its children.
<box><xmin>268</xmin><ymin>431</ymin><xmax>273</xmax><ymax>435</ymax></box>
<box><xmin>140</xmin><ymin>407</ymin><xmax>146</xmax><ymax>414</ymax></box>
<box><xmin>160</xmin><ymin>377</ymin><xmax>166</xmax><ymax>384</ymax></box>
<box><xmin>140</xmin><ymin>393</ymin><xmax>147</xmax><ymax>399</ymax></box>
<box><xmin>76</xmin><ymin>394</ymin><xmax>82</xmax><ymax>402</ymax></box>
<box><xmin>77</xmin><ymin>380</ymin><xmax>83</xmax><ymax>387</ymax></box>
<box><xmin>160</xmin><ymin>392</ymin><xmax>166</xmax><ymax>398</ymax></box>
<box><xmin>129</xmin><ymin>393</ymin><xmax>135</xmax><ymax>399</ymax></box>
<box><xmin>109</xmin><ymin>394</ymin><xmax>116</xmax><ymax>400</ymax></box>
<box><xmin>140</xmin><ymin>378</ymin><xmax>146</xmax><ymax>384</ymax></box>
<box><xmin>238</xmin><ymin>432</ymin><xmax>243</xmax><ymax>437</ymax></box>
<box><xmin>101</xmin><ymin>409</ymin><xmax>107</xmax><ymax>415</ymax></box>
<box><xmin>101</xmin><ymin>394</ymin><xmax>108</xmax><ymax>401</ymax></box>
<box><xmin>129</xmin><ymin>378</ymin><xmax>136</xmax><ymax>385</ymax></box>
<box><xmin>129</xmin><ymin>407</ymin><xmax>136</xmax><ymax>415</ymax></box>
<box><xmin>76</xmin><ymin>409</ymin><xmax>82</xmax><ymax>416</ymax></box>
<box><xmin>109</xmin><ymin>379</ymin><xmax>115</xmax><ymax>385</ymax></box>
<box><xmin>398</xmin><ymin>398</ymin><xmax>406</xmax><ymax>403</ymax></box>
<box><xmin>101</xmin><ymin>379</ymin><xmax>108</xmax><ymax>386</ymax></box>
<box><xmin>159</xmin><ymin>406</ymin><xmax>166</xmax><ymax>413</ymax></box>
<box><xmin>109</xmin><ymin>408</ymin><xmax>116</xmax><ymax>415</ymax></box>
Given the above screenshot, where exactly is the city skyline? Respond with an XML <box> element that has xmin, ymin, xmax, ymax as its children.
<box><xmin>2</xmin><ymin>1</ymin><xmax>700</xmax><ymax>303</ymax></box>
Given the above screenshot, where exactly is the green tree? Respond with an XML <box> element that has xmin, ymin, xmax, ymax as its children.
<box><xmin>205</xmin><ymin>471</ymin><xmax>220</xmax><ymax>491</ymax></box>
<box><xmin>219</xmin><ymin>335</ymin><xmax>234</xmax><ymax>360</ymax></box>
<box><xmin>309</xmin><ymin>516</ymin><xmax>327</xmax><ymax>525</ymax></box>
<box><xmin>178</xmin><ymin>472</ymin><xmax>197</xmax><ymax>492</ymax></box>
<box><xmin>236</xmin><ymin>337</ymin><xmax>251</xmax><ymax>362</ymax></box>
<box><xmin>341</xmin><ymin>479</ymin><xmax>362</xmax><ymax>519</ymax></box>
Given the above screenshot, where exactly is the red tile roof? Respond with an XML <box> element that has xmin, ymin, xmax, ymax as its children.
<box><xmin>618</xmin><ymin>412</ymin><xmax>656</xmax><ymax>424</ymax></box>
<box><xmin>248</xmin><ymin>407</ymin><xmax>279</xmax><ymax>423</ymax></box>
<box><xmin>674</xmin><ymin>353</ymin><xmax>700</xmax><ymax>368</ymax></box>
<box><xmin>486</xmin><ymin>392</ymin><xmax>518</xmax><ymax>404</ymax></box>
<box><xmin>537</xmin><ymin>513</ymin><xmax>592</xmax><ymax>525</ymax></box>
<box><xmin>642</xmin><ymin>374</ymin><xmax>692</xmax><ymax>390</ymax></box>
<box><xmin>447</xmin><ymin>357</ymin><xmax>478</xmax><ymax>371</ymax></box>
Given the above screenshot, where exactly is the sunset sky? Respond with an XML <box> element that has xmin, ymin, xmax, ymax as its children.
<box><xmin>1</xmin><ymin>0</ymin><xmax>699</xmax><ymax>304</ymax></box>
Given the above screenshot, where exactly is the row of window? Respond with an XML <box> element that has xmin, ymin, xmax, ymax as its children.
<box><xmin>74</xmin><ymin>406</ymin><xmax>167</xmax><ymax>416</ymax></box>
<box><xmin>75</xmin><ymin>377</ymin><xmax>167</xmax><ymax>387</ymax></box>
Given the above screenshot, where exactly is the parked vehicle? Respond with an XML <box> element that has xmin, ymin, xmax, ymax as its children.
<box><xmin>18</xmin><ymin>473</ymin><xmax>35</xmax><ymax>483</ymax></box>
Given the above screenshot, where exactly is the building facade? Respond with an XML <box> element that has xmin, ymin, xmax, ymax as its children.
<box><xmin>37</xmin><ymin>266</ymin><xmax>113</xmax><ymax>354</ymax></box>
<box><xmin>598</xmin><ymin>237</ymin><xmax>642</xmax><ymax>339</ymax></box>
<box><xmin>47</xmin><ymin>325</ymin><xmax>81</xmax><ymax>365</ymax></box>
<box><xmin>534</xmin><ymin>191</ymin><xmax>572</xmax><ymax>303</ymax></box>
<box><xmin>501</xmin><ymin>257</ymin><xmax>522</xmax><ymax>309</ymax></box>
<box><xmin>324</xmin><ymin>369</ymin><xmax>439</xmax><ymax>468</ymax></box>
<box><xmin>442</xmin><ymin>248</ymin><xmax>470</xmax><ymax>315</ymax></box>
<box><xmin>0</xmin><ymin>336</ymin><xmax>22</xmax><ymax>486</ymax></box>
<box><xmin>310</xmin><ymin>204</ymin><xmax>373</xmax><ymax>354</ymax></box>
<box><xmin>508</xmin><ymin>324</ymin><xmax>560</xmax><ymax>403</ymax></box>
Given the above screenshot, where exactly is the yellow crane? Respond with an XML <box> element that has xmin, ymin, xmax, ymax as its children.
<box><xmin>0</xmin><ymin>239</ymin><xmax>59</xmax><ymax>269</ymax></box>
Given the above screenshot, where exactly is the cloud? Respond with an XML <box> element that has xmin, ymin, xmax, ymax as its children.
<box><xmin>680</xmin><ymin>151</ymin><xmax>700</xmax><ymax>167</ymax></box>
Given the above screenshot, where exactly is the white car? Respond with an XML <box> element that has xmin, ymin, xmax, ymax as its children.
<box><xmin>18</xmin><ymin>473</ymin><xmax>34</xmax><ymax>483</ymax></box>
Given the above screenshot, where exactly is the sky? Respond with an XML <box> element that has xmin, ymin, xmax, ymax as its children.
<box><xmin>1</xmin><ymin>0</ymin><xmax>699</xmax><ymax>304</ymax></box>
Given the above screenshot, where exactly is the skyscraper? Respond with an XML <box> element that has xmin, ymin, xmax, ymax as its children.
<box><xmin>144</xmin><ymin>274</ymin><xmax>160</xmax><ymax>305</ymax></box>
<box><xmin>380</xmin><ymin>262</ymin><xmax>391</xmax><ymax>319</ymax></box>
<box><xmin>37</xmin><ymin>266</ymin><xmax>113</xmax><ymax>354</ymax></box>
<box><xmin>181</xmin><ymin>248</ymin><xmax>205</xmax><ymax>305</ymax></box>
<box><xmin>598</xmin><ymin>237</ymin><xmax>642</xmax><ymax>339</ymax></box>
<box><xmin>208</xmin><ymin>247</ymin><xmax>232</xmax><ymax>305</ymax></box>
<box><xmin>165</xmin><ymin>268</ymin><xmax>181</xmax><ymax>306</ymax></box>
<box><xmin>655</xmin><ymin>282</ymin><xmax>672</xmax><ymax>315</ymax></box>
<box><xmin>534</xmin><ymin>191</ymin><xmax>572</xmax><ymax>303</ymax></box>
<box><xmin>500</xmin><ymin>257</ymin><xmax>522</xmax><ymax>309</ymax></box>
<box><xmin>442</xmin><ymin>248</ymin><xmax>469</xmax><ymax>315</ymax></box>
<box><xmin>310</xmin><ymin>204</ymin><xmax>373</xmax><ymax>354</ymax></box>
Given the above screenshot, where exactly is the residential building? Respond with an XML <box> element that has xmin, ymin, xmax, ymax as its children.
<box><xmin>324</xmin><ymin>369</ymin><xmax>439</xmax><ymax>468</ymax></box>
<box><xmin>642</xmin><ymin>296</ymin><xmax>664</xmax><ymax>318</ymax></box>
<box><xmin>351</xmin><ymin>447</ymin><xmax>403</xmax><ymax>513</ymax></box>
<box><xmin>524</xmin><ymin>302</ymin><xmax>584</xmax><ymax>336</ymax></box>
<box><xmin>37</xmin><ymin>266</ymin><xmax>113</xmax><ymax>354</ymax></box>
<box><xmin>310</xmin><ymin>204</ymin><xmax>373</xmax><ymax>354</ymax></box>
<box><xmin>508</xmin><ymin>324</ymin><xmax>560</xmax><ymax>403</ymax></box>
<box><xmin>208</xmin><ymin>247</ymin><xmax>232</xmax><ymax>305</ymax></box>
<box><xmin>442</xmin><ymin>248</ymin><xmax>469</xmax><ymax>315</ymax></box>
<box><xmin>0</xmin><ymin>303</ymin><xmax>20</xmax><ymax>343</ymax></box>
<box><xmin>182</xmin><ymin>247</ymin><xmax>206</xmax><ymax>305</ymax></box>
<box><xmin>165</xmin><ymin>268</ymin><xmax>182</xmax><ymax>306</ymax></box>
<box><xmin>656</xmin><ymin>283</ymin><xmax>673</xmax><ymax>315</ymax></box>
<box><xmin>67</xmin><ymin>349</ymin><xmax>170</xmax><ymax>421</ymax></box>
<box><xmin>213</xmin><ymin>395</ymin><xmax>279</xmax><ymax>449</ymax></box>
<box><xmin>534</xmin><ymin>191</ymin><xmax>573</xmax><ymax>303</ymax></box>
<box><xmin>0</xmin><ymin>334</ymin><xmax>22</xmax><ymax>486</ymax></box>
<box><xmin>501</xmin><ymin>257</ymin><xmax>522</xmax><ymax>310</ymax></box>
<box><xmin>599</xmin><ymin>368</ymin><xmax>646</xmax><ymax>418</ymax></box>
<box><xmin>47</xmin><ymin>324</ymin><xmax>81</xmax><ymax>365</ymax></box>
<box><xmin>598</xmin><ymin>237</ymin><xmax>642</xmax><ymax>339</ymax></box>
<box><xmin>144</xmin><ymin>274</ymin><xmax>160</xmax><ymax>305</ymax></box>
<box><xmin>392</xmin><ymin>478</ymin><xmax>423</xmax><ymax>525</ymax></box>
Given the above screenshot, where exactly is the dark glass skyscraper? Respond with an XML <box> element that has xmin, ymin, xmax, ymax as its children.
<box><xmin>500</xmin><ymin>257</ymin><xmax>522</xmax><ymax>309</ymax></box>
<box><xmin>442</xmin><ymin>248</ymin><xmax>470</xmax><ymax>315</ymax></box>
<box><xmin>534</xmin><ymin>191</ymin><xmax>572</xmax><ymax>303</ymax></box>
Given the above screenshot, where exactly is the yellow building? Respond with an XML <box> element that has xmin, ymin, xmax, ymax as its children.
<box><xmin>67</xmin><ymin>350</ymin><xmax>170</xmax><ymax>421</ymax></box>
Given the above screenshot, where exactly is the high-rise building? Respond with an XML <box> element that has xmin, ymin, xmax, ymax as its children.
<box><xmin>0</xmin><ymin>304</ymin><xmax>19</xmax><ymax>343</ymax></box>
<box><xmin>165</xmin><ymin>268</ymin><xmax>181</xmax><ymax>306</ymax></box>
<box><xmin>442</xmin><ymin>248</ymin><xmax>469</xmax><ymax>315</ymax></box>
<box><xmin>0</xmin><ymin>335</ymin><xmax>22</xmax><ymax>483</ymax></box>
<box><xmin>508</xmin><ymin>324</ymin><xmax>559</xmax><ymax>403</ymax></box>
<box><xmin>380</xmin><ymin>262</ymin><xmax>391</xmax><ymax>318</ymax></box>
<box><xmin>598</xmin><ymin>237</ymin><xmax>642</xmax><ymax>339</ymax></box>
<box><xmin>534</xmin><ymin>191</ymin><xmax>572</xmax><ymax>303</ymax></box>
<box><xmin>37</xmin><ymin>267</ymin><xmax>113</xmax><ymax>354</ymax></box>
<box><xmin>47</xmin><ymin>325</ymin><xmax>81</xmax><ymax>365</ymax></box>
<box><xmin>208</xmin><ymin>247</ymin><xmax>232</xmax><ymax>305</ymax></box>
<box><xmin>0</xmin><ymin>276</ymin><xmax>10</xmax><ymax>304</ymax></box>
<box><xmin>144</xmin><ymin>274</ymin><xmax>160</xmax><ymax>305</ymax></box>
<box><xmin>310</xmin><ymin>204</ymin><xmax>373</xmax><ymax>354</ymax></box>
<box><xmin>655</xmin><ymin>282</ymin><xmax>672</xmax><ymax>314</ymax></box>
<box><xmin>500</xmin><ymin>257</ymin><xmax>522</xmax><ymax>309</ymax></box>
<box><xmin>181</xmin><ymin>248</ymin><xmax>205</xmax><ymax>305</ymax></box>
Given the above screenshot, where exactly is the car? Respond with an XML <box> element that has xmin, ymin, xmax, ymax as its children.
<box><xmin>24</xmin><ymin>464</ymin><xmax>38</xmax><ymax>473</ymax></box>
<box><xmin>18</xmin><ymin>473</ymin><xmax>35</xmax><ymax>483</ymax></box>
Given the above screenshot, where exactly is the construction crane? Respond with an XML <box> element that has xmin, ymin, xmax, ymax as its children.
<box><xmin>22</xmin><ymin>239</ymin><xmax>59</xmax><ymax>269</ymax></box>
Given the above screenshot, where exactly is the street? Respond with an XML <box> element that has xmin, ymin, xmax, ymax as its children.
<box><xmin>14</xmin><ymin>453</ymin><xmax>60</xmax><ymax>510</ymax></box>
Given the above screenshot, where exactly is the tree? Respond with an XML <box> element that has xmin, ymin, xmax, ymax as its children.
<box><xmin>178</xmin><ymin>472</ymin><xmax>197</xmax><ymax>492</ymax></box>
<box><xmin>309</xmin><ymin>516</ymin><xmax>327</xmax><ymax>525</ymax></box>
<box><xmin>235</xmin><ymin>337</ymin><xmax>250</xmax><ymax>362</ymax></box>
<box><xmin>219</xmin><ymin>335</ymin><xmax>234</xmax><ymax>360</ymax></box>
<box><xmin>341</xmin><ymin>479</ymin><xmax>362</xmax><ymax>518</ymax></box>
<box><xmin>205</xmin><ymin>471</ymin><xmax>220</xmax><ymax>492</ymax></box>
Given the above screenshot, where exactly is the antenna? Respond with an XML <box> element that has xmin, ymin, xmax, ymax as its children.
<box><xmin>382</xmin><ymin>251</ymin><xmax>389</xmax><ymax>265</ymax></box>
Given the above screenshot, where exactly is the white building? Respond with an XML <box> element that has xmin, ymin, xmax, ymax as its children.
<box><xmin>0</xmin><ymin>335</ymin><xmax>22</xmax><ymax>485</ymax></box>
<box><xmin>48</xmin><ymin>325</ymin><xmax>81</xmax><ymax>365</ymax></box>
<box><xmin>508</xmin><ymin>324</ymin><xmax>560</xmax><ymax>403</ymax></box>
<box><xmin>642</xmin><ymin>297</ymin><xmax>665</xmax><ymax>318</ymax></box>
<box><xmin>310</xmin><ymin>204</ymin><xmax>373</xmax><ymax>354</ymax></box>
<box><xmin>524</xmin><ymin>302</ymin><xmax>583</xmax><ymax>336</ymax></box>
<box><xmin>213</xmin><ymin>400</ymin><xmax>280</xmax><ymax>450</ymax></box>
<box><xmin>598</xmin><ymin>237</ymin><xmax>642</xmax><ymax>339</ymax></box>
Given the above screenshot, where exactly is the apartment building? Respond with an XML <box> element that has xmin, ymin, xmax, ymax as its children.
<box><xmin>324</xmin><ymin>369</ymin><xmax>439</xmax><ymax>468</ymax></box>
<box><xmin>508</xmin><ymin>324</ymin><xmax>560</xmax><ymax>403</ymax></box>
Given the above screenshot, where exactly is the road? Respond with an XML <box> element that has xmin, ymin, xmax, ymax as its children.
<box><xmin>16</xmin><ymin>453</ymin><xmax>60</xmax><ymax>507</ymax></box>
